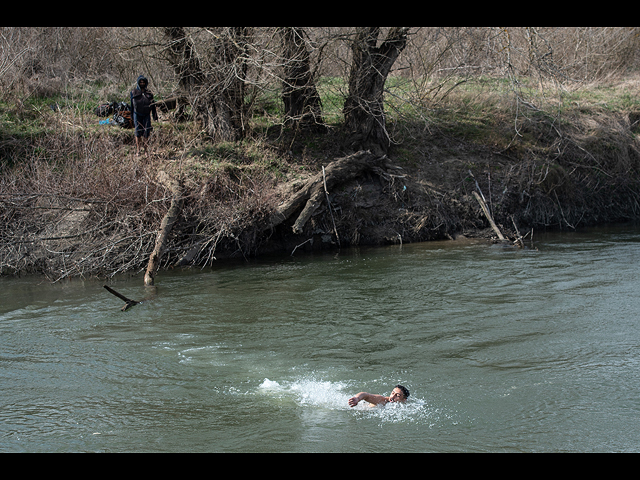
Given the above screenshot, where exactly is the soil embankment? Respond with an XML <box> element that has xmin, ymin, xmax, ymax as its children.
<box><xmin>2</xmin><ymin>101</ymin><xmax>640</xmax><ymax>281</ymax></box>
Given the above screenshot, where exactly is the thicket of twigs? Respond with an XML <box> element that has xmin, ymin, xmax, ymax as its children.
<box><xmin>4</xmin><ymin>28</ymin><xmax>640</xmax><ymax>86</ymax></box>
<box><xmin>0</xmin><ymin>120</ymin><xmax>282</xmax><ymax>280</ymax></box>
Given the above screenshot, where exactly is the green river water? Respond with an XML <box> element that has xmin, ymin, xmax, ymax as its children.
<box><xmin>1</xmin><ymin>225</ymin><xmax>639</xmax><ymax>452</ymax></box>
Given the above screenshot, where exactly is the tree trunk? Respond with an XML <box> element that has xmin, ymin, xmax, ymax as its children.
<box><xmin>277</xmin><ymin>27</ymin><xmax>325</xmax><ymax>132</ymax></box>
<box><xmin>163</xmin><ymin>27</ymin><xmax>205</xmax><ymax>90</ymax></box>
<box><xmin>343</xmin><ymin>27</ymin><xmax>411</xmax><ymax>155</ymax></box>
<box><xmin>203</xmin><ymin>27</ymin><xmax>252</xmax><ymax>142</ymax></box>
<box><xmin>162</xmin><ymin>27</ymin><xmax>252</xmax><ymax>143</ymax></box>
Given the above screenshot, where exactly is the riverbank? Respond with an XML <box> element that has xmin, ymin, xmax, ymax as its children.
<box><xmin>2</xmin><ymin>76</ymin><xmax>640</xmax><ymax>280</ymax></box>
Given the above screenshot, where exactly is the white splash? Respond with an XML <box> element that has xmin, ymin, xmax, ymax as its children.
<box><xmin>258</xmin><ymin>376</ymin><xmax>438</xmax><ymax>426</ymax></box>
<box><xmin>290</xmin><ymin>378</ymin><xmax>351</xmax><ymax>410</ymax></box>
<box><xmin>260</xmin><ymin>377</ymin><xmax>350</xmax><ymax>409</ymax></box>
<box><xmin>259</xmin><ymin>379</ymin><xmax>283</xmax><ymax>390</ymax></box>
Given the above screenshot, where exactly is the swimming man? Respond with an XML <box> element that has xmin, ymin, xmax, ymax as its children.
<box><xmin>348</xmin><ymin>385</ymin><xmax>410</xmax><ymax>408</ymax></box>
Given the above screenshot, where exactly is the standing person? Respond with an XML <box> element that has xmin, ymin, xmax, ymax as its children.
<box><xmin>131</xmin><ymin>75</ymin><xmax>159</xmax><ymax>157</ymax></box>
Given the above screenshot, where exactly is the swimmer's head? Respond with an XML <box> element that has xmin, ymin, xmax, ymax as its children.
<box><xmin>390</xmin><ymin>385</ymin><xmax>410</xmax><ymax>403</ymax></box>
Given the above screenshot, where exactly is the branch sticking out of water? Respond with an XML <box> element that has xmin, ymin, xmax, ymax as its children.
<box><xmin>473</xmin><ymin>191</ymin><xmax>506</xmax><ymax>242</ymax></box>
<box><xmin>104</xmin><ymin>285</ymin><xmax>140</xmax><ymax>312</ymax></box>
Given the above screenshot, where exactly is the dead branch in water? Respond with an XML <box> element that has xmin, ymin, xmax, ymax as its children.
<box><xmin>144</xmin><ymin>171</ymin><xmax>184</xmax><ymax>286</ymax></box>
<box><xmin>473</xmin><ymin>191</ymin><xmax>506</xmax><ymax>242</ymax></box>
<box><xmin>322</xmin><ymin>166</ymin><xmax>341</xmax><ymax>248</ymax></box>
<box><xmin>104</xmin><ymin>285</ymin><xmax>140</xmax><ymax>312</ymax></box>
<box><xmin>511</xmin><ymin>216</ymin><xmax>525</xmax><ymax>249</ymax></box>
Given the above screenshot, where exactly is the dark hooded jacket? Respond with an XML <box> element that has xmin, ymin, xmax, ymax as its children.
<box><xmin>130</xmin><ymin>75</ymin><xmax>158</xmax><ymax>121</ymax></box>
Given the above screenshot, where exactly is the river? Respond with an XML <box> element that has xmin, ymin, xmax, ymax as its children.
<box><xmin>1</xmin><ymin>224</ymin><xmax>639</xmax><ymax>452</ymax></box>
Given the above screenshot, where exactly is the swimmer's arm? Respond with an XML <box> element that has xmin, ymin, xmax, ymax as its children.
<box><xmin>348</xmin><ymin>393</ymin><xmax>389</xmax><ymax>408</ymax></box>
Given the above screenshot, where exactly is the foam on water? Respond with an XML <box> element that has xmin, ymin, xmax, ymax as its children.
<box><xmin>260</xmin><ymin>377</ymin><xmax>351</xmax><ymax>408</ymax></box>
<box><xmin>259</xmin><ymin>379</ymin><xmax>283</xmax><ymax>390</ymax></box>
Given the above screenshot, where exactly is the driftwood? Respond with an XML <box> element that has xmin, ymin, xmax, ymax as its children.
<box><xmin>511</xmin><ymin>216</ymin><xmax>525</xmax><ymax>249</ymax></box>
<box><xmin>473</xmin><ymin>191</ymin><xmax>506</xmax><ymax>242</ymax></box>
<box><xmin>144</xmin><ymin>171</ymin><xmax>184</xmax><ymax>286</ymax></box>
<box><xmin>104</xmin><ymin>285</ymin><xmax>140</xmax><ymax>312</ymax></box>
<box><xmin>473</xmin><ymin>192</ymin><xmax>536</xmax><ymax>249</ymax></box>
<box><xmin>267</xmin><ymin>151</ymin><xmax>402</xmax><ymax>235</ymax></box>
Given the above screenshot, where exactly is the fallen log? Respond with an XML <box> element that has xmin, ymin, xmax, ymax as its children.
<box><xmin>267</xmin><ymin>151</ymin><xmax>402</xmax><ymax>235</ymax></box>
<box><xmin>144</xmin><ymin>171</ymin><xmax>184</xmax><ymax>286</ymax></box>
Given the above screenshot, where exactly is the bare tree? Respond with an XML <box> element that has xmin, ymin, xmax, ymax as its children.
<box><xmin>277</xmin><ymin>27</ymin><xmax>325</xmax><ymax>132</ymax></box>
<box><xmin>343</xmin><ymin>27</ymin><xmax>411</xmax><ymax>155</ymax></box>
<box><xmin>0</xmin><ymin>28</ymin><xmax>32</xmax><ymax>95</ymax></box>
<box><xmin>162</xmin><ymin>27</ymin><xmax>253</xmax><ymax>142</ymax></box>
<box><xmin>163</xmin><ymin>27</ymin><xmax>204</xmax><ymax>90</ymax></box>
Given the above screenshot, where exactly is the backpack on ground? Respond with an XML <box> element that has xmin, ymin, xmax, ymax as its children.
<box><xmin>95</xmin><ymin>102</ymin><xmax>117</xmax><ymax>118</ymax></box>
<box><xmin>112</xmin><ymin>103</ymin><xmax>133</xmax><ymax>130</ymax></box>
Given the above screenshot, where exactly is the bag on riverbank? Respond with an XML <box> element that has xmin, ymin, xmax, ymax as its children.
<box><xmin>112</xmin><ymin>103</ymin><xmax>133</xmax><ymax>129</ymax></box>
<box><xmin>95</xmin><ymin>102</ymin><xmax>133</xmax><ymax>129</ymax></box>
<box><xmin>95</xmin><ymin>102</ymin><xmax>117</xmax><ymax>117</ymax></box>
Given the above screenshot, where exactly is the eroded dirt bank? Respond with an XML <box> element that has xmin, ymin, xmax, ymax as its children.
<box><xmin>2</xmin><ymin>108</ymin><xmax>640</xmax><ymax>281</ymax></box>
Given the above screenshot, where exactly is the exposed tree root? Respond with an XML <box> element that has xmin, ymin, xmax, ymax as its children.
<box><xmin>266</xmin><ymin>150</ymin><xmax>403</xmax><ymax>235</ymax></box>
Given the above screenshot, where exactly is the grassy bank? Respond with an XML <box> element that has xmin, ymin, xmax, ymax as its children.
<box><xmin>2</xmin><ymin>75</ymin><xmax>640</xmax><ymax>280</ymax></box>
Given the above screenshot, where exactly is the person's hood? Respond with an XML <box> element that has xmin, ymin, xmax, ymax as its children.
<box><xmin>137</xmin><ymin>75</ymin><xmax>148</xmax><ymax>90</ymax></box>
